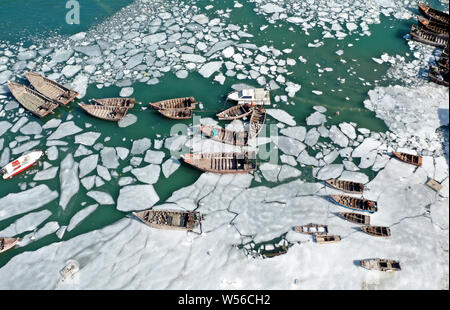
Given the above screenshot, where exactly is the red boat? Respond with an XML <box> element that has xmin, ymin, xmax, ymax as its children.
<box><xmin>0</xmin><ymin>150</ymin><xmax>45</xmax><ymax>180</ymax></box>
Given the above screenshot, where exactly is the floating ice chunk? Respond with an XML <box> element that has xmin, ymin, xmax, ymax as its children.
<box><xmin>297</xmin><ymin>150</ymin><xmax>319</xmax><ymax>166</ymax></box>
<box><xmin>125</xmin><ymin>53</ymin><xmax>144</xmax><ymax>69</ymax></box>
<box><xmin>280</xmin><ymin>154</ymin><xmax>297</xmax><ymax>166</ymax></box>
<box><xmin>162</xmin><ymin>157</ymin><xmax>181</xmax><ymax>178</ymax></box>
<box><xmin>79</xmin><ymin>154</ymin><xmax>98</xmax><ymax>178</ymax></box>
<box><xmin>10</xmin><ymin>117</ymin><xmax>28</xmax><ymax>133</ymax></box>
<box><xmin>165</xmin><ymin>135</ymin><xmax>187</xmax><ymax>152</ymax></box>
<box><xmin>116</xmin><ymin>185</ymin><xmax>159</xmax><ymax>212</ymax></box>
<box><xmin>304</xmin><ymin>128</ymin><xmax>320</xmax><ymax>146</ymax></box>
<box><xmin>259</xmin><ymin>163</ymin><xmax>281</xmax><ymax>183</ymax></box>
<box><xmin>19</xmin><ymin>122</ymin><xmax>42</xmax><ymax>135</ymax></box>
<box><xmin>323</xmin><ymin>150</ymin><xmax>339</xmax><ymax>165</ymax></box>
<box><xmin>342</xmin><ymin>160</ymin><xmax>360</xmax><ymax>171</ymax></box>
<box><xmin>81</xmin><ymin>176</ymin><xmax>96</xmax><ymax>191</ymax></box>
<box><xmin>340</xmin><ymin>171</ymin><xmax>369</xmax><ymax>184</ymax></box>
<box><xmin>12</xmin><ymin>140</ymin><xmax>40</xmax><ymax>155</ymax></box>
<box><xmin>312</xmin><ymin>90</ymin><xmax>323</xmax><ymax>95</ymax></box>
<box><xmin>192</xmin><ymin>14</ymin><xmax>209</xmax><ymax>25</ymax></box>
<box><xmin>56</xmin><ymin>226</ymin><xmax>66</xmax><ymax>239</ymax></box>
<box><xmin>222</xmin><ymin>46</ymin><xmax>235</xmax><ymax>58</ymax></box>
<box><xmin>352</xmin><ymin>138</ymin><xmax>381</xmax><ymax>158</ymax></box>
<box><xmin>67</xmin><ymin>204</ymin><xmax>98</xmax><ymax>232</ymax></box>
<box><xmin>0</xmin><ymin>185</ymin><xmax>58</xmax><ymax>221</ymax></box>
<box><xmin>73</xmin><ymin>45</ymin><xmax>101</xmax><ymax>57</ymax></box>
<box><xmin>33</xmin><ymin>166</ymin><xmax>59</xmax><ymax>181</ymax></box>
<box><xmin>274</xmin><ymin>136</ymin><xmax>306</xmax><ymax>157</ymax></box>
<box><xmin>87</xmin><ymin>191</ymin><xmax>114</xmax><ymax>205</ymax></box>
<box><xmin>100</xmin><ymin>147</ymin><xmax>119</xmax><ymax>169</ymax></box>
<box><xmin>176</xmin><ymin>70</ymin><xmax>188</xmax><ymax>79</ymax></box>
<box><xmin>346</xmin><ymin>23</ymin><xmax>358</xmax><ymax>31</ymax></box>
<box><xmin>120</xmin><ymin>87</ymin><xmax>134</xmax><ymax>97</ymax></box>
<box><xmin>51</xmin><ymin>49</ymin><xmax>74</xmax><ymax>63</ymax></box>
<box><xmin>75</xmin><ymin>132</ymin><xmax>101</xmax><ymax>146</ymax></box>
<box><xmin>131</xmin><ymin>138</ymin><xmax>151</xmax><ymax>155</ymax></box>
<box><xmin>372</xmin><ymin>57</ymin><xmax>384</xmax><ymax>64</ymax></box>
<box><xmin>48</xmin><ymin>121</ymin><xmax>82</xmax><ymax>140</ymax></box>
<box><xmin>144</xmin><ymin>150</ymin><xmax>165</xmax><ymax>164</ymax></box>
<box><xmin>142</xmin><ymin>32</ymin><xmax>167</xmax><ymax>45</ymax></box>
<box><xmin>118</xmin><ymin>114</ymin><xmax>137</xmax><ymax>128</ymax></box>
<box><xmin>317</xmin><ymin>164</ymin><xmax>344</xmax><ymax>180</ymax></box>
<box><xmin>306</xmin><ymin>111</ymin><xmax>326</xmax><ymax>126</ymax></box>
<box><xmin>338</xmin><ymin>123</ymin><xmax>356</xmax><ymax>140</ymax></box>
<box><xmin>59</xmin><ymin>154</ymin><xmax>79</xmax><ymax>210</ymax></box>
<box><xmin>181</xmin><ymin>54</ymin><xmax>206</xmax><ymax>63</ymax></box>
<box><xmin>278</xmin><ymin>165</ymin><xmax>301</xmax><ymax>182</ymax></box>
<box><xmin>199</xmin><ymin>61</ymin><xmax>223</xmax><ymax>78</ymax></box>
<box><xmin>0</xmin><ymin>121</ymin><xmax>12</xmax><ymax>137</ymax></box>
<box><xmin>61</xmin><ymin>65</ymin><xmax>82</xmax><ymax>78</ymax></box>
<box><xmin>74</xmin><ymin>145</ymin><xmax>92</xmax><ymax>157</ymax></box>
<box><xmin>358</xmin><ymin>150</ymin><xmax>378</xmax><ymax>169</ymax></box>
<box><xmin>29</xmin><ymin>221</ymin><xmax>59</xmax><ymax>242</ymax></box>
<box><xmin>285</xmin><ymin>82</ymin><xmax>301</xmax><ymax>97</ymax></box>
<box><xmin>97</xmin><ymin>165</ymin><xmax>111</xmax><ymax>181</ymax></box>
<box><xmin>328</xmin><ymin>126</ymin><xmax>348</xmax><ymax>148</ymax></box>
<box><xmin>116</xmin><ymin>147</ymin><xmax>129</xmax><ymax>160</ymax></box>
<box><xmin>118</xmin><ymin>177</ymin><xmax>136</xmax><ymax>187</ymax></box>
<box><xmin>266</xmin><ymin>109</ymin><xmax>296</xmax><ymax>126</ymax></box>
<box><xmin>69</xmin><ymin>74</ymin><xmax>89</xmax><ymax>99</ymax></box>
<box><xmin>0</xmin><ymin>210</ymin><xmax>51</xmax><ymax>237</ymax></box>
<box><xmin>46</xmin><ymin>146</ymin><xmax>58</xmax><ymax>161</ymax></box>
<box><xmin>261</xmin><ymin>3</ymin><xmax>284</xmax><ymax>14</ymax></box>
<box><xmin>131</xmin><ymin>164</ymin><xmax>160</xmax><ymax>184</ymax></box>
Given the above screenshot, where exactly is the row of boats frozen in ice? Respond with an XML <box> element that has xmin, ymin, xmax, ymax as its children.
<box><xmin>409</xmin><ymin>2</ymin><xmax>449</xmax><ymax>86</ymax></box>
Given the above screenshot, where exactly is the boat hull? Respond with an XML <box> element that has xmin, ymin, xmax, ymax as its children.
<box><xmin>1</xmin><ymin>150</ymin><xmax>44</xmax><ymax>180</ymax></box>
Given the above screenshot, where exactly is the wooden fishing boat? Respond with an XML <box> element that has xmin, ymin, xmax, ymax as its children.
<box><xmin>133</xmin><ymin>209</ymin><xmax>202</xmax><ymax>231</ymax></box>
<box><xmin>392</xmin><ymin>151</ymin><xmax>423</xmax><ymax>166</ymax></box>
<box><xmin>426</xmin><ymin>178</ymin><xmax>443</xmax><ymax>192</ymax></box>
<box><xmin>263</xmin><ymin>245</ymin><xmax>288</xmax><ymax>258</ymax></box>
<box><xmin>428</xmin><ymin>66</ymin><xmax>449</xmax><ymax>87</ymax></box>
<box><xmin>417</xmin><ymin>17</ymin><xmax>449</xmax><ymax>38</ymax></box>
<box><xmin>7</xmin><ymin>81</ymin><xmax>59</xmax><ymax>118</ymax></box>
<box><xmin>360</xmin><ymin>258</ymin><xmax>401</xmax><ymax>272</ymax></box>
<box><xmin>25</xmin><ymin>71</ymin><xmax>78</xmax><ymax>105</ymax></box>
<box><xmin>329</xmin><ymin>195</ymin><xmax>377</xmax><ymax>213</ymax></box>
<box><xmin>361</xmin><ymin>226</ymin><xmax>391</xmax><ymax>237</ymax></box>
<box><xmin>410</xmin><ymin>24</ymin><xmax>448</xmax><ymax>48</ymax></box>
<box><xmin>325</xmin><ymin>179</ymin><xmax>364</xmax><ymax>194</ymax></box>
<box><xmin>149</xmin><ymin>97</ymin><xmax>197</xmax><ymax>110</ymax></box>
<box><xmin>337</xmin><ymin>212</ymin><xmax>370</xmax><ymax>225</ymax></box>
<box><xmin>294</xmin><ymin>223</ymin><xmax>328</xmax><ymax>235</ymax></box>
<box><xmin>315</xmin><ymin>235</ymin><xmax>341</xmax><ymax>244</ymax></box>
<box><xmin>249</xmin><ymin>107</ymin><xmax>266</xmax><ymax>138</ymax></box>
<box><xmin>90</xmin><ymin>97</ymin><xmax>135</xmax><ymax>108</ymax></box>
<box><xmin>79</xmin><ymin>103</ymin><xmax>130</xmax><ymax>121</ymax></box>
<box><xmin>158</xmin><ymin>108</ymin><xmax>193</xmax><ymax>120</ymax></box>
<box><xmin>227</xmin><ymin>88</ymin><xmax>271</xmax><ymax>106</ymax></box>
<box><xmin>181</xmin><ymin>152</ymin><xmax>257</xmax><ymax>174</ymax></box>
<box><xmin>438</xmin><ymin>54</ymin><xmax>449</xmax><ymax>70</ymax></box>
<box><xmin>0</xmin><ymin>150</ymin><xmax>45</xmax><ymax>180</ymax></box>
<box><xmin>418</xmin><ymin>2</ymin><xmax>449</xmax><ymax>25</ymax></box>
<box><xmin>0</xmin><ymin>237</ymin><xmax>19</xmax><ymax>254</ymax></box>
<box><xmin>217</xmin><ymin>104</ymin><xmax>253</xmax><ymax>120</ymax></box>
<box><xmin>200</xmin><ymin>125</ymin><xmax>249</xmax><ymax>146</ymax></box>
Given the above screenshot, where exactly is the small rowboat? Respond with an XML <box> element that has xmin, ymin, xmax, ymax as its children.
<box><xmin>428</xmin><ymin>66</ymin><xmax>449</xmax><ymax>87</ymax></box>
<box><xmin>360</xmin><ymin>258</ymin><xmax>401</xmax><ymax>272</ymax></box>
<box><xmin>25</xmin><ymin>71</ymin><xmax>78</xmax><ymax>105</ymax></box>
<box><xmin>7</xmin><ymin>82</ymin><xmax>59</xmax><ymax>118</ymax></box>
<box><xmin>133</xmin><ymin>209</ymin><xmax>203</xmax><ymax>231</ymax></box>
<box><xmin>90</xmin><ymin>97</ymin><xmax>135</xmax><ymax>108</ymax></box>
<box><xmin>392</xmin><ymin>151</ymin><xmax>423</xmax><ymax>166</ymax></box>
<box><xmin>315</xmin><ymin>235</ymin><xmax>341</xmax><ymax>244</ymax></box>
<box><xmin>329</xmin><ymin>195</ymin><xmax>377</xmax><ymax>213</ymax></box>
<box><xmin>0</xmin><ymin>237</ymin><xmax>19</xmax><ymax>254</ymax></box>
<box><xmin>79</xmin><ymin>103</ymin><xmax>130</xmax><ymax>121</ymax></box>
<box><xmin>417</xmin><ymin>16</ymin><xmax>449</xmax><ymax>38</ymax></box>
<box><xmin>217</xmin><ymin>104</ymin><xmax>253</xmax><ymax>120</ymax></box>
<box><xmin>158</xmin><ymin>108</ymin><xmax>193</xmax><ymax>120</ymax></box>
<box><xmin>418</xmin><ymin>2</ymin><xmax>449</xmax><ymax>25</ymax></box>
<box><xmin>325</xmin><ymin>179</ymin><xmax>364</xmax><ymax>194</ymax></box>
<box><xmin>0</xmin><ymin>150</ymin><xmax>45</xmax><ymax>180</ymax></box>
<box><xmin>200</xmin><ymin>125</ymin><xmax>249</xmax><ymax>146</ymax></box>
<box><xmin>410</xmin><ymin>24</ymin><xmax>448</xmax><ymax>48</ymax></box>
<box><xmin>337</xmin><ymin>212</ymin><xmax>370</xmax><ymax>225</ymax></box>
<box><xmin>181</xmin><ymin>152</ymin><xmax>257</xmax><ymax>174</ymax></box>
<box><xmin>294</xmin><ymin>223</ymin><xmax>328</xmax><ymax>235</ymax></box>
<box><xmin>227</xmin><ymin>88</ymin><xmax>271</xmax><ymax>106</ymax></box>
<box><xmin>249</xmin><ymin>108</ymin><xmax>266</xmax><ymax>138</ymax></box>
<box><xmin>360</xmin><ymin>225</ymin><xmax>391</xmax><ymax>237</ymax></box>
<box><xmin>149</xmin><ymin>97</ymin><xmax>197</xmax><ymax>110</ymax></box>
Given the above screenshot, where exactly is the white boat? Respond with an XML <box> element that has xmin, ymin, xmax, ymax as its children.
<box><xmin>227</xmin><ymin>88</ymin><xmax>271</xmax><ymax>106</ymax></box>
<box><xmin>0</xmin><ymin>150</ymin><xmax>45</xmax><ymax>180</ymax></box>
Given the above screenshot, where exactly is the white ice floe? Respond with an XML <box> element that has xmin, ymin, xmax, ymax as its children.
<box><xmin>162</xmin><ymin>157</ymin><xmax>181</xmax><ymax>178</ymax></box>
<box><xmin>118</xmin><ymin>114</ymin><xmax>137</xmax><ymax>128</ymax></box>
<box><xmin>79</xmin><ymin>154</ymin><xmax>98</xmax><ymax>179</ymax></box>
<box><xmin>48</xmin><ymin>122</ymin><xmax>82</xmax><ymax>140</ymax></box>
<box><xmin>266</xmin><ymin>109</ymin><xmax>296</xmax><ymax>126</ymax></box>
<box><xmin>144</xmin><ymin>150</ymin><xmax>165</xmax><ymax>164</ymax></box>
<box><xmin>75</xmin><ymin>132</ymin><xmax>101</xmax><ymax>146</ymax></box>
<box><xmin>87</xmin><ymin>191</ymin><xmax>114</xmax><ymax>205</ymax></box>
<box><xmin>100</xmin><ymin>147</ymin><xmax>119</xmax><ymax>169</ymax></box>
<box><xmin>59</xmin><ymin>154</ymin><xmax>79</xmax><ymax>210</ymax></box>
<box><xmin>306</xmin><ymin>111</ymin><xmax>326</xmax><ymax>126</ymax></box>
<box><xmin>131</xmin><ymin>138</ymin><xmax>151</xmax><ymax>155</ymax></box>
<box><xmin>67</xmin><ymin>204</ymin><xmax>99</xmax><ymax>232</ymax></box>
<box><xmin>131</xmin><ymin>164</ymin><xmax>160</xmax><ymax>185</ymax></box>
<box><xmin>116</xmin><ymin>185</ymin><xmax>159</xmax><ymax>212</ymax></box>
<box><xmin>316</xmin><ymin>164</ymin><xmax>344</xmax><ymax>180</ymax></box>
<box><xmin>0</xmin><ymin>210</ymin><xmax>52</xmax><ymax>237</ymax></box>
<box><xmin>33</xmin><ymin>166</ymin><xmax>59</xmax><ymax>181</ymax></box>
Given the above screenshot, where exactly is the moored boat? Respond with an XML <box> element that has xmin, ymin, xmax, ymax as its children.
<box><xmin>7</xmin><ymin>81</ymin><xmax>59</xmax><ymax>118</ymax></box>
<box><xmin>249</xmin><ymin>107</ymin><xmax>266</xmax><ymax>138</ymax></box>
<box><xmin>200</xmin><ymin>125</ymin><xmax>249</xmax><ymax>146</ymax></box>
<box><xmin>410</xmin><ymin>24</ymin><xmax>448</xmax><ymax>48</ymax></box>
<box><xmin>0</xmin><ymin>237</ymin><xmax>19</xmax><ymax>254</ymax></box>
<box><xmin>227</xmin><ymin>88</ymin><xmax>271</xmax><ymax>106</ymax></box>
<box><xmin>417</xmin><ymin>16</ymin><xmax>449</xmax><ymax>38</ymax></box>
<box><xmin>25</xmin><ymin>71</ymin><xmax>78</xmax><ymax>105</ymax></box>
<box><xmin>360</xmin><ymin>225</ymin><xmax>391</xmax><ymax>237</ymax></box>
<box><xmin>90</xmin><ymin>97</ymin><xmax>135</xmax><ymax>108</ymax></box>
<box><xmin>428</xmin><ymin>66</ymin><xmax>449</xmax><ymax>87</ymax></box>
<box><xmin>325</xmin><ymin>179</ymin><xmax>364</xmax><ymax>194</ymax></box>
<box><xmin>216</xmin><ymin>104</ymin><xmax>253</xmax><ymax>120</ymax></box>
<box><xmin>133</xmin><ymin>209</ymin><xmax>203</xmax><ymax>231</ymax></box>
<box><xmin>60</xmin><ymin>260</ymin><xmax>80</xmax><ymax>281</ymax></box>
<box><xmin>337</xmin><ymin>212</ymin><xmax>371</xmax><ymax>225</ymax></box>
<box><xmin>0</xmin><ymin>150</ymin><xmax>45</xmax><ymax>180</ymax></box>
<box><xmin>79</xmin><ymin>103</ymin><xmax>130</xmax><ymax>121</ymax></box>
<box><xmin>418</xmin><ymin>2</ymin><xmax>449</xmax><ymax>25</ymax></box>
<box><xmin>329</xmin><ymin>195</ymin><xmax>377</xmax><ymax>213</ymax></box>
<box><xmin>294</xmin><ymin>223</ymin><xmax>328</xmax><ymax>235</ymax></box>
<box><xmin>315</xmin><ymin>235</ymin><xmax>341</xmax><ymax>244</ymax></box>
<box><xmin>392</xmin><ymin>151</ymin><xmax>423</xmax><ymax>166</ymax></box>
<box><xmin>158</xmin><ymin>108</ymin><xmax>193</xmax><ymax>120</ymax></box>
<box><xmin>149</xmin><ymin>97</ymin><xmax>197</xmax><ymax>110</ymax></box>
<box><xmin>438</xmin><ymin>54</ymin><xmax>449</xmax><ymax>70</ymax></box>
<box><xmin>360</xmin><ymin>258</ymin><xmax>401</xmax><ymax>272</ymax></box>
<box><xmin>181</xmin><ymin>152</ymin><xmax>257</xmax><ymax>174</ymax></box>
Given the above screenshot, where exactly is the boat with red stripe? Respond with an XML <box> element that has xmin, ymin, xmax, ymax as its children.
<box><xmin>0</xmin><ymin>150</ymin><xmax>45</xmax><ymax>180</ymax></box>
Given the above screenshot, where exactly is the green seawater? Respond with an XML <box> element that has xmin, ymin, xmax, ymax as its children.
<box><xmin>0</xmin><ymin>0</ymin><xmax>447</xmax><ymax>268</ymax></box>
